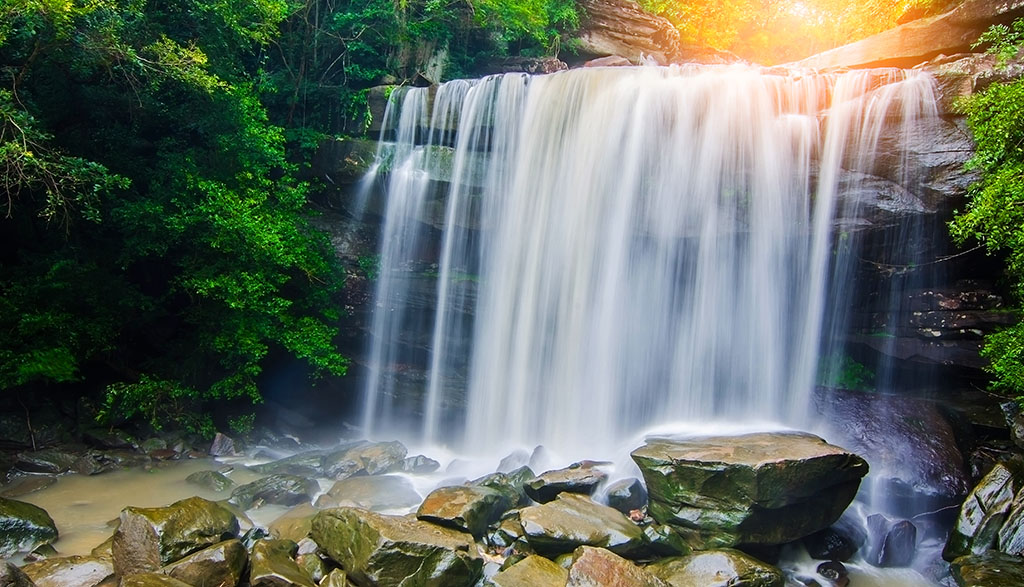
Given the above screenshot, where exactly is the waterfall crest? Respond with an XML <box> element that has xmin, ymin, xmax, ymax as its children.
<box><xmin>358</xmin><ymin>65</ymin><xmax>938</xmax><ymax>459</ymax></box>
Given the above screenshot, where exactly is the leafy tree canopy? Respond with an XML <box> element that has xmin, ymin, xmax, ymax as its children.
<box><xmin>951</xmin><ymin>18</ymin><xmax>1024</xmax><ymax>400</ymax></box>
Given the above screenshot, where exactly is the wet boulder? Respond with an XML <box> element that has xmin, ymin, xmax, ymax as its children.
<box><xmin>631</xmin><ymin>432</ymin><xmax>868</xmax><ymax>548</ymax></box>
<box><xmin>310</xmin><ymin>507</ymin><xmax>483</xmax><ymax>586</ymax></box>
<box><xmin>951</xmin><ymin>551</ymin><xmax>1024</xmax><ymax>587</ymax></box>
<box><xmin>229</xmin><ymin>474</ymin><xmax>319</xmax><ymax>509</ymax></box>
<box><xmin>817</xmin><ymin>390</ymin><xmax>970</xmax><ymax>515</ymax></box>
<box><xmin>867</xmin><ymin>516</ymin><xmax>917</xmax><ymax>567</ymax></box>
<box><xmin>249</xmin><ymin>539</ymin><xmax>316</xmax><ymax>587</ymax></box>
<box><xmin>416</xmin><ymin>485</ymin><xmax>513</xmax><ymax>537</ymax></box>
<box><xmin>0</xmin><ymin>562</ymin><xmax>34</xmax><ymax>587</ymax></box>
<box><xmin>646</xmin><ymin>549</ymin><xmax>784</xmax><ymax>587</ymax></box>
<box><xmin>184</xmin><ymin>470</ymin><xmax>234</xmax><ymax>493</ymax></box>
<box><xmin>268</xmin><ymin>503</ymin><xmax>318</xmax><ymax>542</ymax></box>
<box><xmin>208</xmin><ymin>433</ymin><xmax>237</xmax><ymax>457</ymax></box>
<box><xmin>944</xmin><ymin>460</ymin><xmax>1024</xmax><ymax>560</ymax></box>
<box><xmin>519</xmin><ymin>493</ymin><xmax>648</xmax><ymax>558</ymax></box>
<box><xmin>567</xmin><ymin>546</ymin><xmax>668</xmax><ymax>587</ymax></box>
<box><xmin>314</xmin><ymin>475</ymin><xmax>421</xmax><ymax>511</ymax></box>
<box><xmin>248</xmin><ymin>451</ymin><xmax>326</xmax><ymax>478</ymax></box>
<box><xmin>121</xmin><ymin>574</ymin><xmax>191</xmax><ymax>587</ymax></box>
<box><xmin>20</xmin><ymin>555</ymin><xmax>114</xmax><ymax>587</ymax></box>
<box><xmin>490</xmin><ymin>554</ymin><xmax>568</xmax><ymax>587</ymax></box>
<box><xmin>801</xmin><ymin>523</ymin><xmax>865</xmax><ymax>562</ymax></box>
<box><xmin>320</xmin><ymin>569</ymin><xmax>347</xmax><ymax>587</ymax></box>
<box><xmin>14</xmin><ymin>449</ymin><xmax>79</xmax><ymax>475</ymax></box>
<box><xmin>524</xmin><ymin>462</ymin><xmax>609</xmax><ymax>503</ymax></box>
<box><xmin>401</xmin><ymin>455</ymin><xmax>441</xmax><ymax>474</ymax></box>
<box><xmin>112</xmin><ymin>496</ymin><xmax>240</xmax><ymax>576</ymax></box>
<box><xmin>162</xmin><ymin>539</ymin><xmax>247</xmax><ymax>587</ymax></box>
<box><xmin>321</xmin><ymin>441</ymin><xmax>407</xmax><ymax>479</ymax></box>
<box><xmin>473</xmin><ymin>466</ymin><xmax>535</xmax><ymax>507</ymax></box>
<box><xmin>0</xmin><ymin>497</ymin><xmax>58</xmax><ymax>557</ymax></box>
<box><xmin>642</xmin><ymin>523</ymin><xmax>691</xmax><ymax>557</ymax></box>
<box><xmin>606</xmin><ymin>478</ymin><xmax>648</xmax><ymax>515</ymax></box>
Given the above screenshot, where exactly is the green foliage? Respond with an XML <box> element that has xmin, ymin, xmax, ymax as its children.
<box><xmin>99</xmin><ymin>375</ymin><xmax>215</xmax><ymax>437</ymax></box>
<box><xmin>1</xmin><ymin>0</ymin><xmax>346</xmax><ymax>434</ymax></box>
<box><xmin>817</xmin><ymin>353</ymin><xmax>875</xmax><ymax>391</ymax></box>
<box><xmin>952</xmin><ymin>18</ymin><xmax>1024</xmax><ymax>399</ymax></box>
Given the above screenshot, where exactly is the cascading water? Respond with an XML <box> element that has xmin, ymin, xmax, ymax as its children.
<box><xmin>358</xmin><ymin>65</ymin><xmax>939</xmax><ymax>465</ymax></box>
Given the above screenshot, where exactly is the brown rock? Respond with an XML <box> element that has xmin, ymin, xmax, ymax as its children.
<box><xmin>566</xmin><ymin>546</ymin><xmax>668</xmax><ymax>587</ymax></box>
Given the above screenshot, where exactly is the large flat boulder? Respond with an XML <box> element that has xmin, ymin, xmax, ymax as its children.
<box><xmin>631</xmin><ymin>432</ymin><xmax>868</xmax><ymax>548</ymax></box>
<box><xmin>20</xmin><ymin>555</ymin><xmax>114</xmax><ymax>587</ymax></box>
<box><xmin>310</xmin><ymin>507</ymin><xmax>482</xmax><ymax>586</ymax></box>
<box><xmin>646</xmin><ymin>549</ymin><xmax>784</xmax><ymax>587</ymax></box>
<box><xmin>519</xmin><ymin>493</ymin><xmax>649</xmax><ymax>558</ymax></box>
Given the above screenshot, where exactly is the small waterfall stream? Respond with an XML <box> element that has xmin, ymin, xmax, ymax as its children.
<box><xmin>358</xmin><ymin>65</ymin><xmax>939</xmax><ymax>462</ymax></box>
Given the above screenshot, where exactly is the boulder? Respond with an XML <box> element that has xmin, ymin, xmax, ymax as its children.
<box><xmin>473</xmin><ymin>466</ymin><xmax>535</xmax><ymax>507</ymax></box>
<box><xmin>796</xmin><ymin>0</ymin><xmax>1024</xmax><ymax>70</ymax></box>
<box><xmin>14</xmin><ymin>449</ymin><xmax>79</xmax><ymax>475</ymax></box>
<box><xmin>0</xmin><ymin>497</ymin><xmax>58</xmax><ymax>557</ymax></box>
<box><xmin>208</xmin><ymin>433</ymin><xmax>237</xmax><ymax>457</ymax></box>
<box><xmin>1</xmin><ymin>476</ymin><xmax>57</xmax><ymax>498</ymax></box>
<box><xmin>1003</xmin><ymin>402</ymin><xmax>1024</xmax><ymax>452</ymax></box>
<box><xmin>951</xmin><ymin>551</ymin><xmax>1024</xmax><ymax>587</ymax></box>
<box><xmin>525</xmin><ymin>463</ymin><xmax>609</xmax><ymax>503</ymax></box>
<box><xmin>519</xmin><ymin>493</ymin><xmax>649</xmax><ymax>558</ymax></box>
<box><xmin>606</xmin><ymin>478</ymin><xmax>648</xmax><ymax>515</ymax></box>
<box><xmin>229</xmin><ymin>474</ymin><xmax>319</xmax><ymax>509</ymax></box>
<box><xmin>314</xmin><ymin>475</ymin><xmax>421</xmax><ymax>511</ymax></box>
<box><xmin>944</xmin><ymin>460</ymin><xmax>1024</xmax><ymax>560</ymax></box>
<box><xmin>997</xmin><ymin>486</ymin><xmax>1024</xmax><ymax>555</ymax></box>
<box><xmin>491</xmin><ymin>554</ymin><xmax>568</xmax><ymax>587</ymax></box>
<box><xmin>401</xmin><ymin>455</ymin><xmax>441</xmax><ymax>474</ymax></box>
<box><xmin>642</xmin><ymin>524</ymin><xmax>691</xmax><ymax>557</ymax></box>
<box><xmin>645</xmin><ymin>549</ymin><xmax>784</xmax><ymax>587</ymax></box>
<box><xmin>871</xmin><ymin>518</ymin><xmax>918</xmax><ymax>567</ymax></box>
<box><xmin>0</xmin><ymin>562</ymin><xmax>34</xmax><ymax>587</ymax></box>
<box><xmin>112</xmin><ymin>496</ymin><xmax>240</xmax><ymax>576</ymax></box>
<box><xmin>572</xmin><ymin>0</ymin><xmax>680</xmax><ymax>65</ymax></box>
<box><xmin>417</xmin><ymin>485</ymin><xmax>513</xmax><ymax>537</ymax></box>
<box><xmin>185</xmin><ymin>470</ymin><xmax>235</xmax><ymax>493</ymax></box>
<box><xmin>249</xmin><ymin>539</ymin><xmax>316</xmax><ymax>587</ymax></box>
<box><xmin>487</xmin><ymin>511</ymin><xmax>526</xmax><ymax>550</ymax></box>
<box><xmin>294</xmin><ymin>538</ymin><xmax>326</xmax><ymax>584</ymax></box>
<box><xmin>816</xmin><ymin>389</ymin><xmax>970</xmax><ymax>515</ymax></box>
<box><xmin>567</xmin><ymin>546</ymin><xmax>668</xmax><ymax>586</ymax></box>
<box><xmin>323</xmin><ymin>440</ymin><xmax>407</xmax><ymax>478</ymax></box>
<box><xmin>816</xmin><ymin>561</ymin><xmax>849</xmax><ymax>586</ymax></box>
<box><xmin>268</xmin><ymin>503</ymin><xmax>318</xmax><ymax>542</ymax></box>
<box><xmin>310</xmin><ymin>507</ymin><xmax>483</xmax><ymax>586</ymax></box>
<box><xmin>801</xmin><ymin>524</ymin><xmax>864</xmax><ymax>562</ymax></box>
<box><xmin>120</xmin><ymin>574</ymin><xmax>191</xmax><ymax>587</ymax></box>
<box><xmin>631</xmin><ymin>432</ymin><xmax>868</xmax><ymax>549</ymax></box>
<box><xmin>20</xmin><ymin>556</ymin><xmax>113</xmax><ymax>587</ymax></box>
<box><xmin>162</xmin><ymin>539</ymin><xmax>247</xmax><ymax>587</ymax></box>
<box><xmin>320</xmin><ymin>569</ymin><xmax>347</xmax><ymax>587</ymax></box>
<box><xmin>248</xmin><ymin>451</ymin><xmax>326</xmax><ymax>478</ymax></box>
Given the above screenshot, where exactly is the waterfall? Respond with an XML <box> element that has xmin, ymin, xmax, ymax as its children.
<box><xmin>357</xmin><ymin>65</ymin><xmax>938</xmax><ymax>460</ymax></box>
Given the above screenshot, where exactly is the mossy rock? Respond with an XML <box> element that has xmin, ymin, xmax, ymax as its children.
<box><xmin>417</xmin><ymin>485</ymin><xmax>513</xmax><ymax>537</ymax></box>
<box><xmin>229</xmin><ymin>474</ymin><xmax>318</xmax><ymax>509</ymax></box>
<box><xmin>0</xmin><ymin>497</ymin><xmax>58</xmax><ymax>557</ymax></box>
<box><xmin>311</xmin><ymin>507</ymin><xmax>482</xmax><ymax>587</ymax></box>
<box><xmin>112</xmin><ymin>496</ymin><xmax>239</xmax><ymax>576</ymax></box>
<box><xmin>249</xmin><ymin>538</ymin><xmax>316</xmax><ymax>587</ymax></box>
<box><xmin>645</xmin><ymin>549</ymin><xmax>784</xmax><ymax>587</ymax></box>
<box><xmin>21</xmin><ymin>554</ymin><xmax>114</xmax><ymax>587</ymax></box>
<box><xmin>490</xmin><ymin>554</ymin><xmax>567</xmax><ymax>587</ymax></box>
<box><xmin>184</xmin><ymin>470</ymin><xmax>235</xmax><ymax>493</ymax></box>
<box><xmin>162</xmin><ymin>539</ymin><xmax>247</xmax><ymax>587</ymax></box>
<box><xmin>519</xmin><ymin>493</ymin><xmax>648</xmax><ymax>558</ymax></box>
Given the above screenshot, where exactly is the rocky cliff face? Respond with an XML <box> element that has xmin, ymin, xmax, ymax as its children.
<box><xmin>797</xmin><ymin>0</ymin><xmax>1024</xmax><ymax>69</ymax></box>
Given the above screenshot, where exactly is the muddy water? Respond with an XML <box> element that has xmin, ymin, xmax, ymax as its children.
<box><xmin>15</xmin><ymin>460</ymin><xmax>261</xmax><ymax>557</ymax></box>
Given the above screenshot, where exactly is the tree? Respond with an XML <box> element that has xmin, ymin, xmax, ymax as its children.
<box><xmin>950</xmin><ymin>18</ymin><xmax>1024</xmax><ymax>400</ymax></box>
<box><xmin>1</xmin><ymin>0</ymin><xmax>347</xmax><ymax>434</ymax></box>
